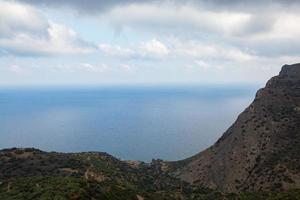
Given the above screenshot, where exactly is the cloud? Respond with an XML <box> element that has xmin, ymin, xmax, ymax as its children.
<box><xmin>11</xmin><ymin>0</ymin><xmax>300</xmax><ymax>59</ymax></box>
<box><xmin>106</xmin><ymin>2</ymin><xmax>300</xmax><ymax>39</ymax></box>
<box><xmin>15</xmin><ymin>0</ymin><xmax>300</xmax><ymax>42</ymax></box>
<box><xmin>7</xmin><ymin>63</ymin><xmax>109</xmax><ymax>74</ymax></box>
<box><xmin>98</xmin><ymin>44</ymin><xmax>134</xmax><ymax>58</ymax></box>
<box><xmin>8</xmin><ymin>65</ymin><xmax>29</xmax><ymax>75</ymax></box>
<box><xmin>100</xmin><ymin>37</ymin><xmax>252</xmax><ymax>63</ymax></box>
<box><xmin>103</xmin><ymin>2</ymin><xmax>300</xmax><ymax>60</ymax></box>
<box><xmin>99</xmin><ymin>38</ymin><xmax>169</xmax><ymax>59</ymax></box>
<box><xmin>18</xmin><ymin>0</ymin><xmax>300</xmax><ymax>14</ymax></box>
<box><xmin>18</xmin><ymin>0</ymin><xmax>298</xmax><ymax>39</ymax></box>
<box><xmin>0</xmin><ymin>1</ymin><xmax>96</xmax><ymax>56</ymax></box>
<box><xmin>120</xmin><ymin>64</ymin><xmax>135</xmax><ymax>72</ymax></box>
<box><xmin>140</xmin><ymin>39</ymin><xmax>169</xmax><ymax>57</ymax></box>
<box><xmin>172</xmin><ymin>39</ymin><xmax>253</xmax><ymax>62</ymax></box>
<box><xmin>18</xmin><ymin>0</ymin><xmax>157</xmax><ymax>13</ymax></box>
<box><xmin>78</xmin><ymin>63</ymin><xmax>107</xmax><ymax>73</ymax></box>
<box><xmin>0</xmin><ymin>1</ymin><xmax>48</xmax><ymax>38</ymax></box>
<box><xmin>107</xmin><ymin>3</ymin><xmax>252</xmax><ymax>37</ymax></box>
<box><xmin>3</xmin><ymin>0</ymin><xmax>300</xmax><ymax>85</ymax></box>
<box><xmin>193</xmin><ymin>60</ymin><xmax>211</xmax><ymax>70</ymax></box>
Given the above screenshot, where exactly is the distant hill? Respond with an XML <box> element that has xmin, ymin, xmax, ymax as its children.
<box><xmin>1</xmin><ymin>64</ymin><xmax>300</xmax><ymax>199</ymax></box>
<box><xmin>0</xmin><ymin>148</ymin><xmax>194</xmax><ymax>200</ymax></box>
<box><xmin>171</xmin><ymin>63</ymin><xmax>300</xmax><ymax>192</ymax></box>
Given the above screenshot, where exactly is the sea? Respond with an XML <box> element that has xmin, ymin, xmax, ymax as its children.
<box><xmin>0</xmin><ymin>85</ymin><xmax>259</xmax><ymax>162</ymax></box>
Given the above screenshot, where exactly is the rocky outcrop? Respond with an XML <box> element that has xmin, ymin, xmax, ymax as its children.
<box><xmin>173</xmin><ymin>63</ymin><xmax>300</xmax><ymax>192</ymax></box>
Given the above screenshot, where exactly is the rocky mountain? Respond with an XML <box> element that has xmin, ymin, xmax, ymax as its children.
<box><xmin>171</xmin><ymin>63</ymin><xmax>300</xmax><ymax>193</ymax></box>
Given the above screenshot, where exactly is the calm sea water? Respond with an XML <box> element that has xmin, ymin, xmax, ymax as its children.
<box><xmin>0</xmin><ymin>85</ymin><xmax>258</xmax><ymax>161</ymax></box>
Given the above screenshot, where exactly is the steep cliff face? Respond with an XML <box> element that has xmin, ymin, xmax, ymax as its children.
<box><xmin>174</xmin><ymin>64</ymin><xmax>300</xmax><ymax>192</ymax></box>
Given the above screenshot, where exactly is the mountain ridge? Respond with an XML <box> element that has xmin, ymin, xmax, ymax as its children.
<box><xmin>171</xmin><ymin>63</ymin><xmax>300</xmax><ymax>192</ymax></box>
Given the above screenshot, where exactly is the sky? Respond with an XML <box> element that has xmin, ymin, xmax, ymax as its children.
<box><xmin>0</xmin><ymin>0</ymin><xmax>299</xmax><ymax>86</ymax></box>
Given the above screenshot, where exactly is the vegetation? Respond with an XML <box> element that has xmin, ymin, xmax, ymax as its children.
<box><xmin>0</xmin><ymin>148</ymin><xmax>299</xmax><ymax>200</ymax></box>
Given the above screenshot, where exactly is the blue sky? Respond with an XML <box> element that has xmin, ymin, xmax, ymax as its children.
<box><xmin>0</xmin><ymin>0</ymin><xmax>299</xmax><ymax>86</ymax></box>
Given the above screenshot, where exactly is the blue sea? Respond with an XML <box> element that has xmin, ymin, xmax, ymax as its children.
<box><xmin>0</xmin><ymin>85</ymin><xmax>258</xmax><ymax>161</ymax></box>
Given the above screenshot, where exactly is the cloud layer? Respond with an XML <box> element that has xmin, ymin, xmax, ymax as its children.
<box><xmin>6</xmin><ymin>0</ymin><xmax>300</xmax><ymax>59</ymax></box>
<box><xmin>0</xmin><ymin>1</ymin><xmax>96</xmax><ymax>56</ymax></box>
<box><xmin>1</xmin><ymin>0</ymin><xmax>300</xmax><ymax>85</ymax></box>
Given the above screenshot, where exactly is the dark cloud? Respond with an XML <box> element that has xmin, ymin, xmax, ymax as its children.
<box><xmin>197</xmin><ymin>0</ymin><xmax>298</xmax><ymax>6</ymax></box>
<box><xmin>19</xmin><ymin>0</ymin><xmax>157</xmax><ymax>13</ymax></box>
<box><xmin>233</xmin><ymin>14</ymin><xmax>276</xmax><ymax>36</ymax></box>
<box><xmin>18</xmin><ymin>0</ymin><xmax>299</xmax><ymax>14</ymax></box>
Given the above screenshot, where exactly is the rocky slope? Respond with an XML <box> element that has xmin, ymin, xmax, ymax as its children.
<box><xmin>172</xmin><ymin>63</ymin><xmax>300</xmax><ymax>192</ymax></box>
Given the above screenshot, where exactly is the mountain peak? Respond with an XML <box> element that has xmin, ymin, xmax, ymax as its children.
<box><xmin>280</xmin><ymin>63</ymin><xmax>300</xmax><ymax>78</ymax></box>
<box><xmin>266</xmin><ymin>63</ymin><xmax>300</xmax><ymax>89</ymax></box>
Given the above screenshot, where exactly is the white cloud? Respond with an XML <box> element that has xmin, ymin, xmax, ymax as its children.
<box><xmin>194</xmin><ymin>60</ymin><xmax>211</xmax><ymax>70</ymax></box>
<box><xmin>2</xmin><ymin>0</ymin><xmax>300</xmax><ymax>85</ymax></box>
<box><xmin>99</xmin><ymin>38</ymin><xmax>169</xmax><ymax>59</ymax></box>
<box><xmin>171</xmin><ymin>38</ymin><xmax>254</xmax><ymax>62</ymax></box>
<box><xmin>0</xmin><ymin>1</ymin><xmax>95</xmax><ymax>56</ymax></box>
<box><xmin>105</xmin><ymin>2</ymin><xmax>300</xmax><ymax>59</ymax></box>
<box><xmin>78</xmin><ymin>63</ymin><xmax>107</xmax><ymax>73</ymax></box>
<box><xmin>0</xmin><ymin>1</ymin><xmax>47</xmax><ymax>37</ymax></box>
<box><xmin>140</xmin><ymin>39</ymin><xmax>169</xmax><ymax>57</ymax></box>
<box><xmin>106</xmin><ymin>2</ymin><xmax>300</xmax><ymax>42</ymax></box>
<box><xmin>32</xmin><ymin>63</ymin><xmax>108</xmax><ymax>73</ymax></box>
<box><xmin>100</xmin><ymin>37</ymin><xmax>253</xmax><ymax>64</ymax></box>
<box><xmin>98</xmin><ymin>44</ymin><xmax>134</xmax><ymax>58</ymax></box>
<box><xmin>119</xmin><ymin>64</ymin><xmax>135</xmax><ymax>72</ymax></box>
<box><xmin>8</xmin><ymin>65</ymin><xmax>29</xmax><ymax>75</ymax></box>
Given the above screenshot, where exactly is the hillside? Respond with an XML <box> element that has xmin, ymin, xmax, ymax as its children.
<box><xmin>1</xmin><ymin>147</ymin><xmax>236</xmax><ymax>200</ymax></box>
<box><xmin>171</xmin><ymin>63</ymin><xmax>300</xmax><ymax>192</ymax></box>
<box><xmin>1</xmin><ymin>148</ymin><xmax>300</xmax><ymax>200</ymax></box>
